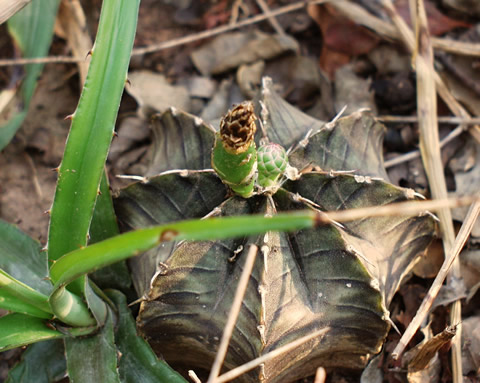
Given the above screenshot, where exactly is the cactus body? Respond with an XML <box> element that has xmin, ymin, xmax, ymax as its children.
<box><xmin>212</xmin><ymin>101</ymin><xmax>257</xmax><ymax>198</ymax></box>
<box><xmin>257</xmin><ymin>143</ymin><xmax>288</xmax><ymax>188</ymax></box>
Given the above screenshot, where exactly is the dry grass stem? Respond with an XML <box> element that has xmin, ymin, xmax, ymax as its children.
<box><xmin>392</xmin><ymin>200</ymin><xmax>480</xmax><ymax>359</ymax></box>
<box><xmin>431</xmin><ymin>38</ymin><xmax>480</xmax><ymax>57</ymax></box>
<box><xmin>255</xmin><ymin>0</ymin><xmax>285</xmax><ymax>36</ymax></box>
<box><xmin>131</xmin><ymin>0</ymin><xmax>329</xmax><ymax>56</ymax></box>
<box><xmin>57</xmin><ymin>0</ymin><xmax>92</xmax><ymax>85</ymax></box>
<box><xmin>384</xmin><ymin>123</ymin><xmax>464</xmax><ymax>168</ymax></box>
<box><xmin>378</xmin><ymin>116</ymin><xmax>480</xmax><ymax>125</ymax></box>
<box><xmin>189</xmin><ymin>370</ymin><xmax>203</xmax><ymax>383</ymax></box>
<box><xmin>409</xmin><ymin>1</ymin><xmax>462</xmax><ymax>380</ymax></box>
<box><xmin>314</xmin><ymin>367</ymin><xmax>327</xmax><ymax>383</ymax></box>
<box><xmin>322</xmin><ymin>195</ymin><xmax>478</xmax><ymax>224</ymax></box>
<box><xmin>331</xmin><ymin>1</ymin><xmax>480</xmax><ymax>57</ymax></box>
<box><xmin>23</xmin><ymin>152</ymin><xmax>43</xmax><ymax>199</ymax></box>
<box><xmin>380</xmin><ymin>0</ymin><xmax>480</xmax><ymax>146</ymax></box>
<box><xmin>207</xmin><ymin>244</ymin><xmax>259</xmax><ymax>383</ymax></box>
<box><xmin>215</xmin><ymin>327</ymin><xmax>330</xmax><ymax>383</ymax></box>
<box><xmin>3</xmin><ymin>0</ymin><xmax>480</xmax><ymax>68</ymax></box>
<box><xmin>0</xmin><ymin>0</ymin><xmax>31</xmax><ymax>25</ymax></box>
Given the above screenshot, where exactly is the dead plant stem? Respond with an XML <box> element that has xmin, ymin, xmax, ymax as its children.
<box><xmin>207</xmin><ymin>244</ymin><xmax>259</xmax><ymax>383</ymax></box>
<box><xmin>2</xmin><ymin>0</ymin><xmax>480</xmax><ymax>68</ymax></box>
<box><xmin>215</xmin><ymin>327</ymin><xmax>329</xmax><ymax>382</ymax></box>
<box><xmin>392</xmin><ymin>200</ymin><xmax>480</xmax><ymax>358</ymax></box>
<box><xmin>384</xmin><ymin>123</ymin><xmax>464</xmax><ymax>168</ymax></box>
<box><xmin>396</xmin><ymin>1</ymin><xmax>462</xmax><ymax>381</ymax></box>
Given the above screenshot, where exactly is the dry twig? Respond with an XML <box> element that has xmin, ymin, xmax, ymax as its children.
<box><xmin>392</xmin><ymin>200</ymin><xmax>480</xmax><ymax>361</ymax></box>
<box><xmin>207</xmin><ymin>245</ymin><xmax>259</xmax><ymax>383</ymax></box>
<box><xmin>215</xmin><ymin>327</ymin><xmax>329</xmax><ymax>383</ymax></box>
<box><xmin>2</xmin><ymin>0</ymin><xmax>480</xmax><ymax>68</ymax></box>
<box><xmin>0</xmin><ymin>0</ymin><xmax>30</xmax><ymax>25</ymax></box>
<box><xmin>384</xmin><ymin>123</ymin><xmax>465</xmax><ymax>168</ymax></box>
<box><xmin>378</xmin><ymin>116</ymin><xmax>480</xmax><ymax>125</ymax></box>
<box><xmin>322</xmin><ymin>195</ymin><xmax>478</xmax><ymax>223</ymax></box>
<box><xmin>255</xmin><ymin>0</ymin><xmax>285</xmax><ymax>36</ymax></box>
<box><xmin>389</xmin><ymin>2</ymin><xmax>463</xmax><ymax>381</ymax></box>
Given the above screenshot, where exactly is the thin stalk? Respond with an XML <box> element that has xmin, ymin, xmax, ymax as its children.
<box><xmin>207</xmin><ymin>245</ymin><xmax>259</xmax><ymax>382</ymax></box>
<box><xmin>412</xmin><ymin>1</ymin><xmax>462</xmax><ymax>380</ymax></box>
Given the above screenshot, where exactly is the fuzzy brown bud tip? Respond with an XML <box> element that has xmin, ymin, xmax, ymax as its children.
<box><xmin>220</xmin><ymin>101</ymin><xmax>257</xmax><ymax>154</ymax></box>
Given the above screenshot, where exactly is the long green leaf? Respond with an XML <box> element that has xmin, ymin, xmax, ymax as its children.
<box><xmin>0</xmin><ymin>269</ymin><xmax>52</xmax><ymax>315</ymax></box>
<box><xmin>6</xmin><ymin>340</ymin><xmax>66</xmax><ymax>383</ymax></box>
<box><xmin>1</xmin><ymin>0</ymin><xmax>60</xmax><ymax>151</ymax></box>
<box><xmin>90</xmin><ymin>171</ymin><xmax>132</xmax><ymax>292</ymax></box>
<box><xmin>0</xmin><ymin>313</ymin><xmax>64</xmax><ymax>351</ymax></box>
<box><xmin>0</xmin><ymin>289</ymin><xmax>51</xmax><ymax>318</ymax></box>
<box><xmin>0</xmin><ymin>219</ymin><xmax>52</xmax><ymax>295</ymax></box>
<box><xmin>49</xmin><ymin>210</ymin><xmax>317</xmax><ymax>288</ymax></box>
<box><xmin>65</xmin><ymin>309</ymin><xmax>120</xmax><ymax>383</ymax></box>
<box><xmin>108</xmin><ymin>290</ymin><xmax>187</xmax><ymax>383</ymax></box>
<box><xmin>47</xmin><ymin>0</ymin><xmax>140</xmax><ymax>265</ymax></box>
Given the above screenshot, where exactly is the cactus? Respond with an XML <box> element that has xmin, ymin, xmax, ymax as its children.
<box><xmin>114</xmin><ymin>79</ymin><xmax>436</xmax><ymax>383</ymax></box>
<box><xmin>257</xmin><ymin>143</ymin><xmax>288</xmax><ymax>188</ymax></box>
<box><xmin>212</xmin><ymin>101</ymin><xmax>257</xmax><ymax>198</ymax></box>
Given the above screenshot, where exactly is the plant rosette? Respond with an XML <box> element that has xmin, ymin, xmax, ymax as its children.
<box><xmin>114</xmin><ymin>78</ymin><xmax>436</xmax><ymax>382</ymax></box>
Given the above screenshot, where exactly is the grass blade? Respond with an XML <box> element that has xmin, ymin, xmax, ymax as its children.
<box><xmin>49</xmin><ymin>211</ymin><xmax>317</xmax><ymax>288</ymax></box>
<box><xmin>89</xmin><ymin>171</ymin><xmax>132</xmax><ymax>292</ymax></box>
<box><xmin>47</xmin><ymin>0</ymin><xmax>140</xmax><ymax>266</ymax></box>
<box><xmin>0</xmin><ymin>269</ymin><xmax>52</xmax><ymax>315</ymax></box>
<box><xmin>65</xmin><ymin>308</ymin><xmax>120</xmax><ymax>383</ymax></box>
<box><xmin>6</xmin><ymin>340</ymin><xmax>66</xmax><ymax>383</ymax></box>
<box><xmin>1</xmin><ymin>0</ymin><xmax>60</xmax><ymax>151</ymax></box>
<box><xmin>108</xmin><ymin>290</ymin><xmax>188</xmax><ymax>383</ymax></box>
<box><xmin>0</xmin><ymin>289</ymin><xmax>51</xmax><ymax>318</ymax></box>
<box><xmin>0</xmin><ymin>313</ymin><xmax>63</xmax><ymax>351</ymax></box>
<box><xmin>0</xmin><ymin>219</ymin><xmax>52</xmax><ymax>295</ymax></box>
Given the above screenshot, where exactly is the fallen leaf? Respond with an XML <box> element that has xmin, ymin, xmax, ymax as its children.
<box><xmin>126</xmin><ymin>71</ymin><xmax>191</xmax><ymax>116</ymax></box>
<box><xmin>307</xmin><ymin>4</ymin><xmax>379</xmax><ymax>78</ymax></box>
<box><xmin>190</xmin><ymin>31</ymin><xmax>299</xmax><ymax>76</ymax></box>
<box><xmin>395</xmin><ymin>0</ymin><xmax>470</xmax><ymax>36</ymax></box>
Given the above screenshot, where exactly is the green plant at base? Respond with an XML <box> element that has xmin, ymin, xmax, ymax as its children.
<box><xmin>0</xmin><ymin>5</ymin><xmax>338</xmax><ymax>380</ymax></box>
<box><xmin>0</xmin><ymin>2</ymin><xmax>438</xmax><ymax>383</ymax></box>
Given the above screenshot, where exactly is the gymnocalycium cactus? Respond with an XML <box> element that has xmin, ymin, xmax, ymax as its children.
<box><xmin>114</xmin><ymin>78</ymin><xmax>436</xmax><ymax>382</ymax></box>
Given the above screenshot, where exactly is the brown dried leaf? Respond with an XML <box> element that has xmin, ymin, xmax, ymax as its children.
<box><xmin>307</xmin><ymin>4</ymin><xmax>379</xmax><ymax>78</ymax></box>
<box><xmin>395</xmin><ymin>0</ymin><xmax>470</xmax><ymax>36</ymax></box>
<box><xmin>191</xmin><ymin>31</ymin><xmax>299</xmax><ymax>76</ymax></box>
<box><xmin>404</xmin><ymin>325</ymin><xmax>456</xmax><ymax>373</ymax></box>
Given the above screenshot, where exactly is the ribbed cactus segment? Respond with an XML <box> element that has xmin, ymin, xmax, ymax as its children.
<box><xmin>257</xmin><ymin>143</ymin><xmax>288</xmax><ymax>188</ymax></box>
<box><xmin>212</xmin><ymin>101</ymin><xmax>257</xmax><ymax>198</ymax></box>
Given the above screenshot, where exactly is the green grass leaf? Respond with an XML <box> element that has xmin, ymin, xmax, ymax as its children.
<box><xmin>89</xmin><ymin>171</ymin><xmax>132</xmax><ymax>293</ymax></box>
<box><xmin>49</xmin><ymin>211</ymin><xmax>317</xmax><ymax>289</ymax></box>
<box><xmin>1</xmin><ymin>0</ymin><xmax>60</xmax><ymax>151</ymax></box>
<box><xmin>65</xmin><ymin>308</ymin><xmax>120</xmax><ymax>383</ymax></box>
<box><xmin>0</xmin><ymin>269</ymin><xmax>52</xmax><ymax>316</ymax></box>
<box><xmin>108</xmin><ymin>290</ymin><xmax>187</xmax><ymax>383</ymax></box>
<box><xmin>0</xmin><ymin>219</ymin><xmax>52</xmax><ymax>295</ymax></box>
<box><xmin>6</xmin><ymin>340</ymin><xmax>66</xmax><ymax>383</ymax></box>
<box><xmin>0</xmin><ymin>289</ymin><xmax>51</xmax><ymax>319</ymax></box>
<box><xmin>0</xmin><ymin>313</ymin><xmax>63</xmax><ymax>352</ymax></box>
<box><xmin>47</xmin><ymin>0</ymin><xmax>140</xmax><ymax>267</ymax></box>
